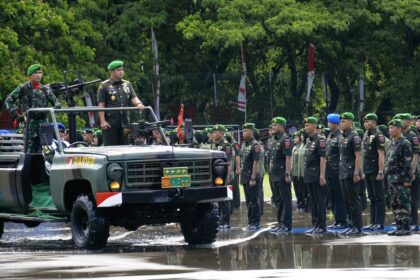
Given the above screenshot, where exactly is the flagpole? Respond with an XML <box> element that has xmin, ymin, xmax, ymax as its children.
<box><xmin>151</xmin><ymin>27</ymin><xmax>161</xmax><ymax>120</ymax></box>
<box><xmin>241</xmin><ymin>44</ymin><xmax>247</xmax><ymax>123</ymax></box>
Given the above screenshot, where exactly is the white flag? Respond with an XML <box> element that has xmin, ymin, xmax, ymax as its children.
<box><xmin>238</xmin><ymin>75</ymin><xmax>246</xmax><ymax>112</ymax></box>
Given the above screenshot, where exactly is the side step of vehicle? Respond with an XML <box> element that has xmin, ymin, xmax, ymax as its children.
<box><xmin>0</xmin><ymin>212</ymin><xmax>67</xmax><ymax>223</ymax></box>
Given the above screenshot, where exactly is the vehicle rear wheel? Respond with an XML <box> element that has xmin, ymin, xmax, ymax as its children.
<box><xmin>71</xmin><ymin>195</ymin><xmax>109</xmax><ymax>249</ymax></box>
<box><xmin>181</xmin><ymin>203</ymin><xmax>219</xmax><ymax>245</ymax></box>
<box><xmin>23</xmin><ymin>221</ymin><xmax>41</xmax><ymax>228</ymax></box>
<box><xmin>0</xmin><ymin>219</ymin><xmax>3</xmax><ymax>239</ymax></box>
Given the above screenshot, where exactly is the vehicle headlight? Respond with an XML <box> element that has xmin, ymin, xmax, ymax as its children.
<box><xmin>213</xmin><ymin>159</ymin><xmax>227</xmax><ymax>177</ymax></box>
<box><xmin>107</xmin><ymin>163</ymin><xmax>123</xmax><ymax>180</ymax></box>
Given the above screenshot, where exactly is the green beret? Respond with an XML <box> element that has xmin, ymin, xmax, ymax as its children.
<box><xmin>363</xmin><ymin>113</ymin><xmax>378</xmax><ymax>121</ymax></box>
<box><xmin>272</xmin><ymin>117</ymin><xmax>287</xmax><ymax>125</ymax></box>
<box><xmin>242</xmin><ymin>123</ymin><xmax>256</xmax><ymax>130</ymax></box>
<box><xmin>340</xmin><ymin>112</ymin><xmax>355</xmax><ymax>121</ymax></box>
<box><xmin>225</xmin><ymin>133</ymin><xmax>232</xmax><ymax>142</ymax></box>
<box><xmin>94</xmin><ymin>130</ymin><xmax>102</xmax><ymax>137</ymax></box>
<box><xmin>356</xmin><ymin>128</ymin><xmax>364</xmax><ymax>138</ymax></box>
<box><xmin>213</xmin><ymin>124</ymin><xmax>227</xmax><ymax>132</ymax></box>
<box><xmin>394</xmin><ymin>113</ymin><xmax>411</xmax><ymax>120</ymax></box>
<box><xmin>388</xmin><ymin>119</ymin><xmax>403</xmax><ymax>127</ymax></box>
<box><xmin>304</xmin><ymin>116</ymin><xmax>318</xmax><ymax>124</ymax></box>
<box><xmin>27</xmin><ymin>64</ymin><xmax>41</xmax><ymax>76</ymax></box>
<box><xmin>107</xmin><ymin>60</ymin><xmax>124</xmax><ymax>71</ymax></box>
<box><xmin>293</xmin><ymin>131</ymin><xmax>301</xmax><ymax>137</ymax></box>
<box><xmin>410</xmin><ymin>125</ymin><xmax>417</xmax><ymax>132</ymax></box>
<box><xmin>204</xmin><ymin>127</ymin><xmax>213</xmax><ymax>133</ymax></box>
<box><xmin>378</xmin><ymin>124</ymin><xmax>388</xmax><ymax>134</ymax></box>
<box><xmin>83</xmin><ymin>128</ymin><xmax>93</xmax><ymax>134</ymax></box>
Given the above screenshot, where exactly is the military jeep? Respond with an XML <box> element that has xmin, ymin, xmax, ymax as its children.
<box><xmin>0</xmin><ymin>106</ymin><xmax>231</xmax><ymax>249</ymax></box>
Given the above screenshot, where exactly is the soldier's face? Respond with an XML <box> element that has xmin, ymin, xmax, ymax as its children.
<box><xmin>207</xmin><ymin>132</ymin><xmax>213</xmax><ymax>140</ymax></box>
<box><xmin>243</xmin><ymin>128</ymin><xmax>252</xmax><ymax>139</ymax></box>
<box><xmin>389</xmin><ymin>126</ymin><xmax>401</xmax><ymax>138</ymax></box>
<box><xmin>110</xmin><ymin>67</ymin><xmax>124</xmax><ymax>80</ymax></box>
<box><xmin>402</xmin><ymin>120</ymin><xmax>410</xmax><ymax>129</ymax></box>
<box><xmin>152</xmin><ymin>130</ymin><xmax>160</xmax><ymax>139</ymax></box>
<box><xmin>304</xmin><ymin>123</ymin><xmax>315</xmax><ymax>135</ymax></box>
<box><xmin>213</xmin><ymin>130</ymin><xmax>223</xmax><ymax>141</ymax></box>
<box><xmin>83</xmin><ymin>133</ymin><xmax>93</xmax><ymax>143</ymax></box>
<box><xmin>364</xmin><ymin>120</ymin><xmax>376</xmax><ymax>130</ymax></box>
<box><xmin>272</xmin><ymin>124</ymin><xmax>283</xmax><ymax>134</ymax></box>
<box><xmin>340</xmin><ymin>119</ymin><xmax>352</xmax><ymax>131</ymax></box>
<box><xmin>327</xmin><ymin>122</ymin><xmax>338</xmax><ymax>130</ymax></box>
<box><xmin>29</xmin><ymin>70</ymin><xmax>42</xmax><ymax>83</ymax></box>
<box><xmin>293</xmin><ymin>136</ymin><xmax>300</xmax><ymax>144</ymax></box>
<box><xmin>416</xmin><ymin>120</ymin><xmax>420</xmax><ymax>129</ymax></box>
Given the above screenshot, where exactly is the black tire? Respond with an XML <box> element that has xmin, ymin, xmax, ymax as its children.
<box><xmin>71</xmin><ymin>195</ymin><xmax>109</xmax><ymax>249</ymax></box>
<box><xmin>0</xmin><ymin>219</ymin><xmax>4</xmax><ymax>240</ymax></box>
<box><xmin>23</xmin><ymin>221</ymin><xmax>41</xmax><ymax>228</ymax></box>
<box><xmin>181</xmin><ymin>203</ymin><xmax>219</xmax><ymax>245</ymax></box>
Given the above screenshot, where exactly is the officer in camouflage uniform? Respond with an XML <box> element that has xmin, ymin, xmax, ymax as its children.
<box><xmin>211</xmin><ymin>124</ymin><xmax>232</xmax><ymax>228</ymax></box>
<box><xmin>265</xmin><ymin>125</ymin><xmax>279</xmax><ymax>208</ymax></box>
<box><xmin>97</xmin><ymin>60</ymin><xmax>145</xmax><ymax>146</ymax></box>
<box><xmin>291</xmin><ymin>130</ymin><xmax>304</xmax><ymax>210</ymax></box>
<box><xmin>395</xmin><ymin>113</ymin><xmax>420</xmax><ymax>231</ymax></box>
<box><xmin>338</xmin><ymin>112</ymin><xmax>363</xmax><ymax>235</ymax></box>
<box><xmin>386</xmin><ymin>119</ymin><xmax>413</xmax><ymax>236</ymax></box>
<box><xmin>240</xmin><ymin>123</ymin><xmax>262</xmax><ymax>230</ymax></box>
<box><xmin>5</xmin><ymin>64</ymin><xmax>61</xmax><ymax>153</ymax></box>
<box><xmin>303</xmin><ymin>117</ymin><xmax>327</xmax><ymax>234</ymax></box>
<box><xmin>325</xmin><ymin>113</ymin><xmax>347</xmax><ymax>229</ymax></box>
<box><xmin>362</xmin><ymin>113</ymin><xmax>386</xmax><ymax>230</ymax></box>
<box><xmin>268</xmin><ymin>117</ymin><xmax>293</xmax><ymax>233</ymax></box>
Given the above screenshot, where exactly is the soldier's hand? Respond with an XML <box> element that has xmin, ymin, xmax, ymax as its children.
<box><xmin>249</xmin><ymin>179</ymin><xmax>256</xmax><ymax>187</ymax></box>
<box><xmin>100</xmin><ymin>121</ymin><xmax>111</xmax><ymax>130</ymax></box>
<box><xmin>285</xmin><ymin>174</ymin><xmax>291</xmax><ymax>184</ymax></box>
<box><xmin>353</xmin><ymin>175</ymin><xmax>360</xmax><ymax>184</ymax></box>
<box><xmin>235</xmin><ymin>169</ymin><xmax>240</xmax><ymax>176</ymax></box>
<box><xmin>376</xmin><ymin>174</ymin><xmax>384</xmax><ymax>181</ymax></box>
<box><xmin>404</xmin><ymin>182</ymin><xmax>412</xmax><ymax>188</ymax></box>
<box><xmin>320</xmin><ymin>176</ymin><xmax>326</xmax><ymax>186</ymax></box>
<box><xmin>136</xmin><ymin>103</ymin><xmax>145</xmax><ymax>111</ymax></box>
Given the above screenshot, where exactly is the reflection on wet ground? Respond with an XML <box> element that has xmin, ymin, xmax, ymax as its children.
<box><xmin>2</xmin><ymin>203</ymin><xmax>420</xmax><ymax>279</ymax></box>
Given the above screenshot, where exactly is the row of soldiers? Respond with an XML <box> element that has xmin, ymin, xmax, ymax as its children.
<box><xmin>247</xmin><ymin>112</ymin><xmax>418</xmax><ymax>236</ymax></box>
<box><xmin>167</xmin><ymin>112</ymin><xmax>419</xmax><ymax>236</ymax></box>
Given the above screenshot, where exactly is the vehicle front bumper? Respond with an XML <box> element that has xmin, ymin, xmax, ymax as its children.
<box><xmin>96</xmin><ymin>186</ymin><xmax>232</xmax><ymax>207</ymax></box>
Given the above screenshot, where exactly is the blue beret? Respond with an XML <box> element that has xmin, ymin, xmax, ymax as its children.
<box><xmin>327</xmin><ymin>113</ymin><xmax>340</xmax><ymax>124</ymax></box>
<box><xmin>51</xmin><ymin>123</ymin><xmax>66</xmax><ymax>131</ymax></box>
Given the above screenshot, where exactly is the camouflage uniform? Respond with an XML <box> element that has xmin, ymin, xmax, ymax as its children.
<box><xmin>5</xmin><ymin>82</ymin><xmax>60</xmax><ymax>153</ymax></box>
<box><xmin>211</xmin><ymin>138</ymin><xmax>232</xmax><ymax>226</ymax></box>
<box><xmin>266</xmin><ymin>136</ymin><xmax>279</xmax><ymax>207</ymax></box>
<box><xmin>231</xmin><ymin>139</ymin><xmax>241</xmax><ymax>209</ymax></box>
<box><xmin>386</xmin><ymin>136</ymin><xmax>413</xmax><ymax>227</ymax></box>
<box><xmin>97</xmin><ymin>79</ymin><xmax>137</xmax><ymax>145</ymax></box>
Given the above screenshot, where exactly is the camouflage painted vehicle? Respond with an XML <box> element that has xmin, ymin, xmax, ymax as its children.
<box><xmin>0</xmin><ymin>106</ymin><xmax>231</xmax><ymax>249</ymax></box>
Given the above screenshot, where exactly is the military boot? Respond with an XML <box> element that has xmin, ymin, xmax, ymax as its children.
<box><xmin>395</xmin><ymin>222</ymin><xmax>412</xmax><ymax>236</ymax></box>
<box><xmin>387</xmin><ymin>223</ymin><xmax>401</xmax><ymax>236</ymax></box>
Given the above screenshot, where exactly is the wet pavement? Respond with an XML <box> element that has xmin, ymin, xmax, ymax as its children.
<box><xmin>2</xmin><ymin>203</ymin><xmax>420</xmax><ymax>279</ymax></box>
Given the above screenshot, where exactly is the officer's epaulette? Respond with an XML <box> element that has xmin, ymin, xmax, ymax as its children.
<box><xmin>121</xmin><ymin>79</ymin><xmax>129</xmax><ymax>84</ymax></box>
<box><xmin>101</xmin><ymin>79</ymin><xmax>110</xmax><ymax>84</ymax></box>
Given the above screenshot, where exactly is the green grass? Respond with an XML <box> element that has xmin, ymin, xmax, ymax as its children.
<box><xmin>239</xmin><ymin>173</ymin><xmax>273</xmax><ymax>202</ymax></box>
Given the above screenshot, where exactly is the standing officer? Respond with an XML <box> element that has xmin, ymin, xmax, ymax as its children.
<box><xmin>303</xmin><ymin>117</ymin><xmax>327</xmax><ymax>234</ymax></box>
<box><xmin>362</xmin><ymin>113</ymin><xmax>386</xmax><ymax>230</ymax></box>
<box><xmin>269</xmin><ymin>117</ymin><xmax>293</xmax><ymax>233</ymax></box>
<box><xmin>386</xmin><ymin>119</ymin><xmax>413</xmax><ymax>235</ymax></box>
<box><xmin>395</xmin><ymin>113</ymin><xmax>420</xmax><ymax>231</ymax></box>
<box><xmin>338</xmin><ymin>112</ymin><xmax>363</xmax><ymax>235</ymax></box>
<box><xmin>240</xmin><ymin>123</ymin><xmax>262</xmax><ymax>231</ymax></box>
<box><xmin>325</xmin><ymin>113</ymin><xmax>347</xmax><ymax>230</ymax></box>
<box><xmin>211</xmin><ymin>124</ymin><xmax>232</xmax><ymax>228</ymax></box>
<box><xmin>5</xmin><ymin>63</ymin><xmax>61</xmax><ymax>153</ymax></box>
<box><xmin>97</xmin><ymin>60</ymin><xmax>144</xmax><ymax>146</ymax></box>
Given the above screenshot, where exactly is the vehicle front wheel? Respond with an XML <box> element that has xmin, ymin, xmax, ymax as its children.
<box><xmin>180</xmin><ymin>203</ymin><xmax>219</xmax><ymax>245</ymax></box>
<box><xmin>71</xmin><ymin>195</ymin><xmax>109</xmax><ymax>249</ymax></box>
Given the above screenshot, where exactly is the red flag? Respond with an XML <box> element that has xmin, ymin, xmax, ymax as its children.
<box><xmin>238</xmin><ymin>75</ymin><xmax>246</xmax><ymax>112</ymax></box>
<box><xmin>177</xmin><ymin>104</ymin><xmax>184</xmax><ymax>143</ymax></box>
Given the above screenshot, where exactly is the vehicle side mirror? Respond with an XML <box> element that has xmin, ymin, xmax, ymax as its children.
<box><xmin>39</xmin><ymin>123</ymin><xmax>55</xmax><ymax>146</ymax></box>
<box><xmin>184</xmin><ymin>119</ymin><xmax>193</xmax><ymax>143</ymax></box>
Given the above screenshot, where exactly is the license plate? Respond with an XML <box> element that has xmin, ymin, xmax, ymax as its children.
<box><xmin>161</xmin><ymin>175</ymin><xmax>191</xmax><ymax>188</ymax></box>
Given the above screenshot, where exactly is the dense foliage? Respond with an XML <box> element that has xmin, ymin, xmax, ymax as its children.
<box><xmin>1</xmin><ymin>0</ymin><xmax>419</xmax><ymax>125</ymax></box>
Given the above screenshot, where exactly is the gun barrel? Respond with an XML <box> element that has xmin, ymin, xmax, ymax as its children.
<box><xmin>65</xmin><ymin>79</ymin><xmax>101</xmax><ymax>90</ymax></box>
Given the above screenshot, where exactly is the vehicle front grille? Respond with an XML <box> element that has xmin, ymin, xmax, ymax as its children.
<box><xmin>125</xmin><ymin>159</ymin><xmax>212</xmax><ymax>188</ymax></box>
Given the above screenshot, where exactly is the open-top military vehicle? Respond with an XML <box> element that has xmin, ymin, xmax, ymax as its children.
<box><xmin>0</xmin><ymin>106</ymin><xmax>231</xmax><ymax>249</ymax></box>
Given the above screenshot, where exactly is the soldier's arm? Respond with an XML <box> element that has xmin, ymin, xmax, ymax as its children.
<box><xmin>250</xmin><ymin>143</ymin><xmax>261</xmax><ymax>186</ymax></box>
<box><xmin>128</xmin><ymin>83</ymin><xmax>144</xmax><ymax>110</ymax></box>
<box><xmin>403</xmin><ymin>141</ymin><xmax>413</xmax><ymax>186</ymax></box>
<box><xmin>377</xmin><ymin>133</ymin><xmax>386</xmax><ymax>177</ymax></box>
<box><xmin>411</xmin><ymin>135</ymin><xmax>420</xmax><ymax>179</ymax></box>
<box><xmin>96</xmin><ymin>84</ymin><xmax>109</xmax><ymax>128</ymax></box>
<box><xmin>5</xmin><ymin>87</ymin><xmax>20</xmax><ymax>111</ymax></box>
<box><xmin>46</xmin><ymin>86</ymin><xmax>61</xmax><ymax>108</ymax></box>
